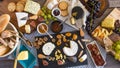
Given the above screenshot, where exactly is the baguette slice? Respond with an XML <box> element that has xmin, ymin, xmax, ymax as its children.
<box><xmin>0</xmin><ymin>14</ymin><xmax>10</xmax><ymax>33</ymax></box>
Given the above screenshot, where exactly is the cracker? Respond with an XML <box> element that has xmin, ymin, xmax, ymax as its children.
<box><xmin>16</xmin><ymin>2</ymin><xmax>24</xmax><ymax>12</ymax></box>
<box><xmin>61</xmin><ymin>10</ymin><xmax>68</xmax><ymax>17</ymax></box>
<box><xmin>8</xmin><ymin>2</ymin><xmax>16</xmax><ymax>12</ymax></box>
<box><xmin>58</xmin><ymin>1</ymin><xmax>68</xmax><ymax>11</ymax></box>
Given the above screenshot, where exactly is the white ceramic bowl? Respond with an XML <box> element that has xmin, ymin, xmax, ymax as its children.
<box><xmin>37</xmin><ymin>23</ymin><xmax>48</xmax><ymax>34</ymax></box>
<box><xmin>0</xmin><ymin>23</ymin><xmax>19</xmax><ymax>57</ymax></box>
<box><xmin>52</xmin><ymin>8</ymin><xmax>61</xmax><ymax>17</ymax></box>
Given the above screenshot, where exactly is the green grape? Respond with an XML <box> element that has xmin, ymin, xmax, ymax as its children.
<box><xmin>116</xmin><ymin>50</ymin><xmax>120</xmax><ymax>54</ymax></box>
<box><xmin>41</xmin><ymin>13</ymin><xmax>45</xmax><ymax>16</ymax></box>
<box><xmin>42</xmin><ymin>6</ymin><xmax>46</xmax><ymax>11</ymax></box>
<box><xmin>116</xmin><ymin>44</ymin><xmax>120</xmax><ymax>50</ymax></box>
<box><xmin>48</xmin><ymin>14</ymin><xmax>52</xmax><ymax>19</ymax></box>
<box><xmin>48</xmin><ymin>10</ymin><xmax>52</xmax><ymax>14</ymax></box>
<box><xmin>115</xmin><ymin>53</ymin><xmax>120</xmax><ymax>60</ymax></box>
<box><xmin>44</xmin><ymin>15</ymin><xmax>47</xmax><ymax>19</ymax></box>
<box><xmin>46</xmin><ymin>21</ymin><xmax>49</xmax><ymax>24</ymax></box>
<box><xmin>53</xmin><ymin>17</ymin><xmax>57</xmax><ymax>20</ymax></box>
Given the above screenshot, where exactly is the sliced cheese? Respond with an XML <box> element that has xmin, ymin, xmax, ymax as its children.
<box><xmin>15</xmin><ymin>12</ymin><xmax>28</xmax><ymax>27</ymax></box>
<box><xmin>17</xmin><ymin>51</ymin><xmax>28</xmax><ymax>60</ymax></box>
<box><xmin>24</xmin><ymin>0</ymin><xmax>40</xmax><ymax>14</ymax></box>
<box><xmin>79</xmin><ymin>54</ymin><xmax>87</xmax><ymax>62</ymax></box>
<box><xmin>25</xmin><ymin>24</ymin><xmax>31</xmax><ymax>33</ymax></box>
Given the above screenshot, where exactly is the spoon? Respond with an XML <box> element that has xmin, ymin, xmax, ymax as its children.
<box><xmin>41</xmin><ymin>26</ymin><xmax>53</xmax><ymax>38</ymax></box>
<box><xmin>38</xmin><ymin>54</ymin><xmax>54</xmax><ymax>61</ymax></box>
<box><xmin>59</xmin><ymin>18</ymin><xmax>68</xmax><ymax>26</ymax></box>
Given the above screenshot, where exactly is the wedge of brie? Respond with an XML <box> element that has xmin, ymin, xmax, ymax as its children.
<box><xmin>15</xmin><ymin>12</ymin><xmax>28</xmax><ymax>27</ymax></box>
<box><xmin>63</xmin><ymin>40</ymin><xmax>78</xmax><ymax>56</ymax></box>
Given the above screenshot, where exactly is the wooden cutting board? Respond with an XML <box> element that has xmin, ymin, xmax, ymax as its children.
<box><xmin>107</xmin><ymin>8</ymin><xmax>120</xmax><ymax>20</ymax></box>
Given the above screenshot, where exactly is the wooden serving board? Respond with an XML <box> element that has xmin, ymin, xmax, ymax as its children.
<box><xmin>107</xmin><ymin>8</ymin><xmax>120</xmax><ymax>20</ymax></box>
<box><xmin>35</xmin><ymin>31</ymin><xmax>88</xmax><ymax>68</ymax></box>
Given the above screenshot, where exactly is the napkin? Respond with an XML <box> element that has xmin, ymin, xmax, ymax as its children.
<box><xmin>14</xmin><ymin>40</ymin><xmax>36</xmax><ymax>68</ymax></box>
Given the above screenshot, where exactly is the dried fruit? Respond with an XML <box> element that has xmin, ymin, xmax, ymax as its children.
<box><xmin>56</xmin><ymin>34</ymin><xmax>62</xmax><ymax>39</ymax></box>
<box><xmin>57</xmin><ymin>39</ymin><xmax>62</xmax><ymax>46</ymax></box>
<box><xmin>57</xmin><ymin>59</ymin><xmax>65</xmax><ymax>65</ymax></box>
<box><xmin>42</xmin><ymin>60</ymin><xmax>49</xmax><ymax>66</ymax></box>
<box><xmin>65</xmin><ymin>32</ymin><xmax>72</xmax><ymax>37</ymax></box>
<box><xmin>72</xmin><ymin>34</ymin><xmax>78</xmax><ymax>40</ymax></box>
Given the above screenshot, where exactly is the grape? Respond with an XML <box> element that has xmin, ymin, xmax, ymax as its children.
<box><xmin>41</xmin><ymin>13</ymin><xmax>45</xmax><ymax>16</ymax></box>
<box><xmin>44</xmin><ymin>15</ymin><xmax>47</xmax><ymax>19</ymax></box>
<box><xmin>115</xmin><ymin>53</ymin><xmax>120</xmax><ymax>60</ymax></box>
<box><xmin>46</xmin><ymin>21</ymin><xmax>49</xmax><ymax>24</ymax></box>
<box><xmin>48</xmin><ymin>14</ymin><xmax>52</xmax><ymax>19</ymax></box>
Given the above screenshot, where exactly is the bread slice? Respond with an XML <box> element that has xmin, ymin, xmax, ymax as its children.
<box><xmin>0</xmin><ymin>14</ymin><xmax>10</xmax><ymax>33</ymax></box>
<box><xmin>101</xmin><ymin>17</ymin><xmax>115</xmax><ymax>29</ymax></box>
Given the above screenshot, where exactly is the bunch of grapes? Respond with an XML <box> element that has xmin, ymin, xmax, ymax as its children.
<box><xmin>85</xmin><ymin>0</ymin><xmax>101</xmax><ymax>34</ymax></box>
<box><xmin>112</xmin><ymin>40</ymin><xmax>120</xmax><ymax>60</ymax></box>
<box><xmin>40</xmin><ymin>6</ymin><xmax>57</xmax><ymax>24</ymax></box>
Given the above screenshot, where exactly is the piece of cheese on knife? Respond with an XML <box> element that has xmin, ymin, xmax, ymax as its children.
<box><xmin>16</xmin><ymin>12</ymin><xmax>28</xmax><ymax>27</ymax></box>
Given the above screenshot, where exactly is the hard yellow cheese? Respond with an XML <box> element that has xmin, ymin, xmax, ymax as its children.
<box><xmin>17</xmin><ymin>51</ymin><xmax>28</xmax><ymax>60</ymax></box>
<box><xmin>101</xmin><ymin>17</ymin><xmax>115</xmax><ymax>29</ymax></box>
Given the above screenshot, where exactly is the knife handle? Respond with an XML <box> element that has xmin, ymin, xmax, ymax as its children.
<box><xmin>14</xmin><ymin>59</ymin><xmax>18</xmax><ymax>68</ymax></box>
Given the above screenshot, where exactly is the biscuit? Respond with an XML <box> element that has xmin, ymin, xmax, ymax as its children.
<box><xmin>58</xmin><ymin>1</ymin><xmax>68</xmax><ymax>11</ymax></box>
<box><xmin>18</xmin><ymin>0</ymin><xmax>26</xmax><ymax>5</ymax></box>
<box><xmin>16</xmin><ymin>1</ymin><xmax>24</xmax><ymax>12</ymax></box>
<box><xmin>8</xmin><ymin>2</ymin><xmax>16</xmax><ymax>12</ymax></box>
<box><xmin>61</xmin><ymin>10</ymin><xmax>68</xmax><ymax>17</ymax></box>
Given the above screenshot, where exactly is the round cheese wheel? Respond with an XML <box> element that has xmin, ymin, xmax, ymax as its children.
<box><xmin>42</xmin><ymin>42</ymin><xmax>55</xmax><ymax>55</ymax></box>
<box><xmin>63</xmin><ymin>41</ymin><xmax>78</xmax><ymax>56</ymax></box>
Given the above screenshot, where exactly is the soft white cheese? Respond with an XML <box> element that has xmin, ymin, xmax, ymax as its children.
<box><xmin>24</xmin><ymin>0</ymin><xmax>40</xmax><ymax>14</ymax></box>
<box><xmin>15</xmin><ymin>12</ymin><xmax>28</xmax><ymax>27</ymax></box>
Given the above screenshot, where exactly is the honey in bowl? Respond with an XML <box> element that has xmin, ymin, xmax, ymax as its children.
<box><xmin>37</xmin><ymin>23</ymin><xmax>48</xmax><ymax>34</ymax></box>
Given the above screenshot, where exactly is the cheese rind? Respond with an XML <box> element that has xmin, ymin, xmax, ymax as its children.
<box><xmin>15</xmin><ymin>12</ymin><xmax>28</xmax><ymax>27</ymax></box>
<box><xmin>63</xmin><ymin>41</ymin><xmax>78</xmax><ymax>56</ymax></box>
<box><xmin>24</xmin><ymin>0</ymin><xmax>40</xmax><ymax>14</ymax></box>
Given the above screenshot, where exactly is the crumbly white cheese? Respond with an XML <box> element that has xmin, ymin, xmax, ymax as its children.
<box><xmin>24</xmin><ymin>0</ymin><xmax>40</xmax><ymax>14</ymax></box>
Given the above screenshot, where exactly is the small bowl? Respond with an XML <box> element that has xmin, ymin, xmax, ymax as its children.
<box><xmin>52</xmin><ymin>8</ymin><xmax>61</xmax><ymax>17</ymax></box>
<box><xmin>50</xmin><ymin>20</ymin><xmax>63</xmax><ymax>33</ymax></box>
<box><xmin>72</xmin><ymin>6</ymin><xmax>84</xmax><ymax>19</ymax></box>
<box><xmin>37</xmin><ymin>23</ymin><xmax>48</xmax><ymax>34</ymax></box>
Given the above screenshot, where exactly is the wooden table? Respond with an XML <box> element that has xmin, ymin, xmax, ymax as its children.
<box><xmin>0</xmin><ymin>0</ymin><xmax>120</xmax><ymax>68</ymax></box>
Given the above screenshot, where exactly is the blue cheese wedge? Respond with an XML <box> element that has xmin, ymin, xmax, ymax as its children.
<box><xmin>16</xmin><ymin>12</ymin><xmax>28</xmax><ymax>27</ymax></box>
<box><xmin>24</xmin><ymin>0</ymin><xmax>40</xmax><ymax>14</ymax></box>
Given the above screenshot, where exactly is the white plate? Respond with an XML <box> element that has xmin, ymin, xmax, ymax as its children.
<box><xmin>55</xmin><ymin>0</ymin><xmax>89</xmax><ymax>30</ymax></box>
